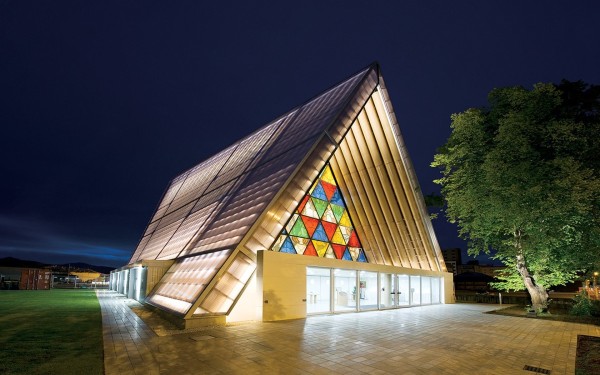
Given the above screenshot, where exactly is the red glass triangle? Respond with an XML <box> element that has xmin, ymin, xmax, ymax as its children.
<box><xmin>303</xmin><ymin>241</ymin><xmax>318</xmax><ymax>256</ymax></box>
<box><xmin>331</xmin><ymin>244</ymin><xmax>346</xmax><ymax>259</ymax></box>
<box><xmin>320</xmin><ymin>180</ymin><xmax>337</xmax><ymax>201</ymax></box>
<box><xmin>301</xmin><ymin>215</ymin><xmax>319</xmax><ymax>237</ymax></box>
<box><xmin>347</xmin><ymin>230</ymin><xmax>361</xmax><ymax>247</ymax></box>
<box><xmin>297</xmin><ymin>195</ymin><xmax>310</xmax><ymax>214</ymax></box>
<box><xmin>321</xmin><ymin>221</ymin><xmax>337</xmax><ymax>241</ymax></box>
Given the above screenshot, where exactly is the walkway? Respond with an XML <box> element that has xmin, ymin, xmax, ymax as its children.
<box><xmin>97</xmin><ymin>290</ymin><xmax>599</xmax><ymax>374</ymax></box>
<box><xmin>98</xmin><ymin>290</ymin><xmax>159</xmax><ymax>375</ymax></box>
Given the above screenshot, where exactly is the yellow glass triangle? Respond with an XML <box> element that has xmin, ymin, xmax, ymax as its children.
<box><xmin>321</xmin><ymin>165</ymin><xmax>335</xmax><ymax>185</ymax></box>
<box><xmin>331</xmin><ymin>227</ymin><xmax>345</xmax><ymax>245</ymax></box>
<box><xmin>339</xmin><ymin>210</ymin><xmax>352</xmax><ymax>227</ymax></box>
<box><xmin>312</xmin><ymin>240</ymin><xmax>329</xmax><ymax>257</ymax></box>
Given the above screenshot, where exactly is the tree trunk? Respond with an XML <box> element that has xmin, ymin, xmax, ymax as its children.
<box><xmin>516</xmin><ymin>251</ymin><xmax>548</xmax><ymax>313</ymax></box>
<box><xmin>514</xmin><ymin>230</ymin><xmax>548</xmax><ymax>314</ymax></box>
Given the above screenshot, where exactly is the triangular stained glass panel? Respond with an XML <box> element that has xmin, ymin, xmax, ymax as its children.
<box><xmin>297</xmin><ymin>196</ymin><xmax>310</xmax><ymax>214</ymax></box>
<box><xmin>311</xmin><ymin>197</ymin><xmax>328</xmax><ymax>218</ymax></box>
<box><xmin>321</xmin><ymin>221</ymin><xmax>337</xmax><ymax>241</ymax></box>
<box><xmin>330</xmin><ymin>188</ymin><xmax>345</xmax><ymax>207</ymax></box>
<box><xmin>332</xmin><ymin>244</ymin><xmax>346</xmax><ymax>259</ymax></box>
<box><xmin>339</xmin><ymin>225</ymin><xmax>352</xmax><ymax>244</ymax></box>
<box><xmin>308</xmin><ymin>179</ymin><xmax>319</xmax><ymax>195</ymax></box>
<box><xmin>322</xmin><ymin>204</ymin><xmax>337</xmax><ymax>223</ymax></box>
<box><xmin>324</xmin><ymin>245</ymin><xmax>336</xmax><ymax>259</ymax></box>
<box><xmin>312</xmin><ymin>223</ymin><xmax>329</xmax><ymax>242</ymax></box>
<box><xmin>347</xmin><ymin>230</ymin><xmax>361</xmax><ymax>248</ymax></box>
<box><xmin>321</xmin><ymin>180</ymin><xmax>337</xmax><ymax>201</ymax></box>
<box><xmin>357</xmin><ymin>249</ymin><xmax>368</xmax><ymax>262</ymax></box>
<box><xmin>348</xmin><ymin>247</ymin><xmax>360</xmax><ymax>261</ymax></box>
<box><xmin>272</xmin><ymin>235</ymin><xmax>286</xmax><ymax>252</ymax></box>
<box><xmin>281</xmin><ymin>237</ymin><xmax>297</xmax><ymax>254</ymax></box>
<box><xmin>331</xmin><ymin>227</ymin><xmax>346</xmax><ymax>245</ymax></box>
<box><xmin>290</xmin><ymin>217</ymin><xmax>309</xmax><ymax>238</ymax></box>
<box><xmin>302</xmin><ymin>198</ymin><xmax>319</xmax><ymax>219</ymax></box>
<box><xmin>331</xmin><ymin>203</ymin><xmax>345</xmax><ymax>223</ymax></box>
<box><xmin>285</xmin><ymin>214</ymin><xmax>299</xmax><ymax>233</ymax></box>
<box><xmin>339</xmin><ymin>211</ymin><xmax>352</xmax><ymax>227</ymax></box>
<box><xmin>311</xmin><ymin>182</ymin><xmax>328</xmax><ymax>201</ymax></box>
<box><xmin>320</xmin><ymin>165</ymin><xmax>336</xmax><ymax>185</ymax></box>
<box><xmin>291</xmin><ymin>237</ymin><xmax>309</xmax><ymax>253</ymax></box>
<box><xmin>301</xmin><ymin>215</ymin><xmax>319</xmax><ymax>237</ymax></box>
<box><xmin>342</xmin><ymin>248</ymin><xmax>353</xmax><ymax>261</ymax></box>
<box><xmin>312</xmin><ymin>240</ymin><xmax>329</xmax><ymax>257</ymax></box>
<box><xmin>303</xmin><ymin>241</ymin><xmax>318</xmax><ymax>256</ymax></box>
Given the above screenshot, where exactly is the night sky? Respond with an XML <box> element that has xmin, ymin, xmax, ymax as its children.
<box><xmin>1</xmin><ymin>2</ymin><xmax>599</xmax><ymax>268</ymax></box>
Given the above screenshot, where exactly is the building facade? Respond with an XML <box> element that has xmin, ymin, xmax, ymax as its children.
<box><xmin>111</xmin><ymin>63</ymin><xmax>453</xmax><ymax>327</ymax></box>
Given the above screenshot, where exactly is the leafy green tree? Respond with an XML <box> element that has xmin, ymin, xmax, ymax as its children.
<box><xmin>432</xmin><ymin>81</ymin><xmax>600</xmax><ymax>313</ymax></box>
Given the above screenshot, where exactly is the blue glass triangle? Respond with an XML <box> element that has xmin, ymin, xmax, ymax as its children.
<box><xmin>312</xmin><ymin>223</ymin><xmax>328</xmax><ymax>242</ymax></box>
<box><xmin>330</xmin><ymin>188</ymin><xmax>344</xmax><ymax>206</ymax></box>
<box><xmin>282</xmin><ymin>229</ymin><xmax>288</xmax><ymax>235</ymax></box>
<box><xmin>357</xmin><ymin>249</ymin><xmax>367</xmax><ymax>262</ymax></box>
<box><xmin>311</xmin><ymin>182</ymin><xmax>328</xmax><ymax>201</ymax></box>
<box><xmin>281</xmin><ymin>237</ymin><xmax>297</xmax><ymax>254</ymax></box>
<box><xmin>342</xmin><ymin>248</ymin><xmax>352</xmax><ymax>261</ymax></box>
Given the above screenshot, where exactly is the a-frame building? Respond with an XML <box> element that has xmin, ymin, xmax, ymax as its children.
<box><xmin>110</xmin><ymin>63</ymin><xmax>452</xmax><ymax>327</ymax></box>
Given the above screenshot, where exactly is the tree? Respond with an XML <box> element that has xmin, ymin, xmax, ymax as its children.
<box><xmin>432</xmin><ymin>81</ymin><xmax>600</xmax><ymax>313</ymax></box>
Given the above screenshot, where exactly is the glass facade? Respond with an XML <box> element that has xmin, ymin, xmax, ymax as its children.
<box><xmin>308</xmin><ymin>267</ymin><xmax>442</xmax><ymax>315</ymax></box>
<box><xmin>271</xmin><ymin>165</ymin><xmax>367</xmax><ymax>262</ymax></box>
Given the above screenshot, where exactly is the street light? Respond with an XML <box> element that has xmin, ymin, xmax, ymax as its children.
<box><xmin>594</xmin><ymin>272</ymin><xmax>598</xmax><ymax>289</ymax></box>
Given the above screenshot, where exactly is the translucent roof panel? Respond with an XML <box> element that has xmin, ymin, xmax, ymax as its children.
<box><xmin>145</xmin><ymin>250</ymin><xmax>231</xmax><ymax>315</ymax></box>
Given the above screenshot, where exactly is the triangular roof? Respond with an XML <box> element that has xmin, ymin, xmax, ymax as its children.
<box><xmin>127</xmin><ymin>63</ymin><xmax>446</xmax><ymax>317</ymax></box>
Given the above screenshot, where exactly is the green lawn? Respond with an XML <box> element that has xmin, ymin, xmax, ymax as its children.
<box><xmin>0</xmin><ymin>289</ymin><xmax>103</xmax><ymax>375</ymax></box>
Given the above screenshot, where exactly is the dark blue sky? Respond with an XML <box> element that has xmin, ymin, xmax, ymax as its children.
<box><xmin>1</xmin><ymin>1</ymin><xmax>599</xmax><ymax>267</ymax></box>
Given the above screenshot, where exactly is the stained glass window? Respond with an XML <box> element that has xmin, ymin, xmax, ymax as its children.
<box><xmin>270</xmin><ymin>164</ymin><xmax>367</xmax><ymax>262</ymax></box>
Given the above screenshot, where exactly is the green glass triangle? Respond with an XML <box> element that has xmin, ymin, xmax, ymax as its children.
<box><xmin>290</xmin><ymin>217</ymin><xmax>309</xmax><ymax>238</ymax></box>
<box><xmin>311</xmin><ymin>197</ymin><xmax>328</xmax><ymax>218</ymax></box>
<box><xmin>331</xmin><ymin>203</ymin><xmax>345</xmax><ymax>223</ymax></box>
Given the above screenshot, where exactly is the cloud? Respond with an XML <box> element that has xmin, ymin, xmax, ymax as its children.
<box><xmin>0</xmin><ymin>215</ymin><xmax>130</xmax><ymax>267</ymax></box>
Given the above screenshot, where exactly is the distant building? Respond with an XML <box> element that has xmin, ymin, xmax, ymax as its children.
<box><xmin>19</xmin><ymin>269</ymin><xmax>51</xmax><ymax>290</ymax></box>
<box><xmin>442</xmin><ymin>248</ymin><xmax>462</xmax><ymax>266</ymax></box>
<box><xmin>441</xmin><ymin>248</ymin><xmax>462</xmax><ymax>275</ymax></box>
<box><xmin>459</xmin><ymin>261</ymin><xmax>505</xmax><ymax>278</ymax></box>
<box><xmin>454</xmin><ymin>272</ymin><xmax>495</xmax><ymax>292</ymax></box>
<box><xmin>445</xmin><ymin>261</ymin><xmax>458</xmax><ymax>276</ymax></box>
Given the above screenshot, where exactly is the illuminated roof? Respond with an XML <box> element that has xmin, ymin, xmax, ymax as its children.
<box><xmin>126</xmin><ymin>63</ymin><xmax>446</xmax><ymax>317</ymax></box>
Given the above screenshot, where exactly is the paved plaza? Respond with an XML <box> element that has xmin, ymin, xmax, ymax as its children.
<box><xmin>98</xmin><ymin>290</ymin><xmax>599</xmax><ymax>374</ymax></box>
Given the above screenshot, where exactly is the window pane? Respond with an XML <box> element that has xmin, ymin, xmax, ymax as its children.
<box><xmin>432</xmin><ymin>277</ymin><xmax>441</xmax><ymax>303</ymax></box>
<box><xmin>398</xmin><ymin>275</ymin><xmax>410</xmax><ymax>306</ymax></box>
<box><xmin>410</xmin><ymin>275</ymin><xmax>421</xmax><ymax>305</ymax></box>
<box><xmin>359</xmin><ymin>271</ymin><xmax>378</xmax><ymax>311</ymax></box>
<box><xmin>307</xmin><ymin>267</ymin><xmax>331</xmax><ymax>314</ymax></box>
<box><xmin>334</xmin><ymin>269</ymin><xmax>357</xmax><ymax>312</ymax></box>
<box><xmin>421</xmin><ymin>277</ymin><xmax>432</xmax><ymax>304</ymax></box>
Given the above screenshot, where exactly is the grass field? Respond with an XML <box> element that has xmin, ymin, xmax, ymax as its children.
<box><xmin>0</xmin><ymin>289</ymin><xmax>103</xmax><ymax>375</ymax></box>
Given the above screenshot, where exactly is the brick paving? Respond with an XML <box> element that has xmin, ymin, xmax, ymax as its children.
<box><xmin>97</xmin><ymin>290</ymin><xmax>599</xmax><ymax>374</ymax></box>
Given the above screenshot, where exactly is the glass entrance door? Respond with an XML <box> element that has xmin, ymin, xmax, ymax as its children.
<box><xmin>379</xmin><ymin>273</ymin><xmax>397</xmax><ymax>308</ymax></box>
